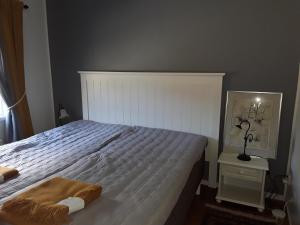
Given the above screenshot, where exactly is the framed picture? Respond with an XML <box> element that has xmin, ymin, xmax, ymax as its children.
<box><xmin>223</xmin><ymin>91</ymin><xmax>282</xmax><ymax>159</ymax></box>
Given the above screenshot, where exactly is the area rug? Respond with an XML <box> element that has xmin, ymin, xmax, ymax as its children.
<box><xmin>202</xmin><ymin>203</ymin><xmax>277</xmax><ymax>225</ymax></box>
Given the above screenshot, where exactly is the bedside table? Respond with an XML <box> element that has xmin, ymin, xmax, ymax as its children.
<box><xmin>216</xmin><ymin>152</ymin><xmax>269</xmax><ymax>212</ymax></box>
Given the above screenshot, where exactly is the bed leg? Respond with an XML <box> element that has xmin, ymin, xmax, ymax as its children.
<box><xmin>196</xmin><ymin>184</ymin><xmax>201</xmax><ymax>195</ymax></box>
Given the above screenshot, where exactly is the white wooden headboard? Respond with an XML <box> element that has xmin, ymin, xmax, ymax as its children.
<box><xmin>79</xmin><ymin>71</ymin><xmax>225</xmax><ymax>187</ymax></box>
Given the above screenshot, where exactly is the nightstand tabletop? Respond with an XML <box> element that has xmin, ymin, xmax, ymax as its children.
<box><xmin>218</xmin><ymin>152</ymin><xmax>269</xmax><ymax>171</ymax></box>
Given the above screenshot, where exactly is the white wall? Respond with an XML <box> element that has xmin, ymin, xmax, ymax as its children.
<box><xmin>288</xmin><ymin>66</ymin><xmax>300</xmax><ymax>225</ymax></box>
<box><xmin>23</xmin><ymin>0</ymin><xmax>55</xmax><ymax>133</ymax></box>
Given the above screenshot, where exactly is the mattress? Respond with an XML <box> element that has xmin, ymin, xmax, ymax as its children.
<box><xmin>0</xmin><ymin>120</ymin><xmax>130</xmax><ymax>200</ymax></box>
<box><xmin>0</xmin><ymin>125</ymin><xmax>207</xmax><ymax>225</ymax></box>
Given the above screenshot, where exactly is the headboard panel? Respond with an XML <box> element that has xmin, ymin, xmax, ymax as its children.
<box><xmin>79</xmin><ymin>71</ymin><xmax>225</xmax><ymax>187</ymax></box>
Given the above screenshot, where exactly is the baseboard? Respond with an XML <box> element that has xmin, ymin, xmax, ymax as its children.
<box><xmin>200</xmin><ymin>179</ymin><xmax>210</xmax><ymax>187</ymax></box>
<box><xmin>268</xmin><ymin>193</ymin><xmax>285</xmax><ymax>201</ymax></box>
<box><xmin>200</xmin><ymin>179</ymin><xmax>285</xmax><ymax>201</ymax></box>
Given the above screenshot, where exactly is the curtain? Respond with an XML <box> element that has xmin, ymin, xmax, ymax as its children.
<box><xmin>0</xmin><ymin>0</ymin><xmax>33</xmax><ymax>143</ymax></box>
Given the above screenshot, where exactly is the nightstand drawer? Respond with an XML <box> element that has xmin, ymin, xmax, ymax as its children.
<box><xmin>221</xmin><ymin>164</ymin><xmax>263</xmax><ymax>181</ymax></box>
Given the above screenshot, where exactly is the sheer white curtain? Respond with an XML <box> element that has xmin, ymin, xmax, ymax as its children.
<box><xmin>0</xmin><ymin>94</ymin><xmax>7</xmax><ymax>144</ymax></box>
<box><xmin>0</xmin><ymin>94</ymin><xmax>8</xmax><ymax>118</ymax></box>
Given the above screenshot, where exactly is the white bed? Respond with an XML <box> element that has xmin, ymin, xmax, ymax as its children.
<box><xmin>0</xmin><ymin>125</ymin><xmax>208</xmax><ymax>225</ymax></box>
<box><xmin>0</xmin><ymin>71</ymin><xmax>225</xmax><ymax>225</ymax></box>
<box><xmin>80</xmin><ymin>71</ymin><xmax>225</xmax><ymax>187</ymax></box>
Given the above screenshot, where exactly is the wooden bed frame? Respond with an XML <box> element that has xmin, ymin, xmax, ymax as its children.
<box><xmin>79</xmin><ymin>71</ymin><xmax>225</xmax><ymax>188</ymax></box>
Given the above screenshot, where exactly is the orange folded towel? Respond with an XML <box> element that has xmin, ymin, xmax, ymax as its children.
<box><xmin>0</xmin><ymin>166</ymin><xmax>19</xmax><ymax>183</ymax></box>
<box><xmin>0</xmin><ymin>177</ymin><xmax>102</xmax><ymax>225</ymax></box>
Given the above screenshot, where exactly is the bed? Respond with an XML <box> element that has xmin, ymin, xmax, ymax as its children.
<box><xmin>0</xmin><ymin>71</ymin><xmax>225</xmax><ymax>225</ymax></box>
<box><xmin>0</xmin><ymin>120</ymin><xmax>130</xmax><ymax>200</ymax></box>
<box><xmin>0</xmin><ymin>122</ymin><xmax>207</xmax><ymax>225</ymax></box>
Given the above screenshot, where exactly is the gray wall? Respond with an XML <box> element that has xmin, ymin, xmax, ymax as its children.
<box><xmin>287</xmin><ymin>68</ymin><xmax>300</xmax><ymax>225</ymax></box>
<box><xmin>46</xmin><ymin>0</ymin><xmax>300</xmax><ymax>193</ymax></box>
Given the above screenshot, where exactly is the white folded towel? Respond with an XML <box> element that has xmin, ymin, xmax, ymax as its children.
<box><xmin>0</xmin><ymin>174</ymin><xmax>4</xmax><ymax>184</ymax></box>
<box><xmin>57</xmin><ymin>197</ymin><xmax>85</xmax><ymax>214</ymax></box>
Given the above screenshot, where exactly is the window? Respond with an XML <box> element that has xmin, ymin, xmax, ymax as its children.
<box><xmin>0</xmin><ymin>94</ymin><xmax>8</xmax><ymax>118</ymax></box>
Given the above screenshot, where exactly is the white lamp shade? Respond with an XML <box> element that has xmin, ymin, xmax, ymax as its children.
<box><xmin>59</xmin><ymin>109</ymin><xmax>69</xmax><ymax>119</ymax></box>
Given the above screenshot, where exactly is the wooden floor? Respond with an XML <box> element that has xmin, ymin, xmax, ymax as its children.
<box><xmin>184</xmin><ymin>185</ymin><xmax>288</xmax><ymax>225</ymax></box>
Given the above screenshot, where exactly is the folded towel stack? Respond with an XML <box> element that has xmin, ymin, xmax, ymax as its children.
<box><xmin>0</xmin><ymin>177</ymin><xmax>102</xmax><ymax>225</ymax></box>
<box><xmin>0</xmin><ymin>166</ymin><xmax>19</xmax><ymax>184</ymax></box>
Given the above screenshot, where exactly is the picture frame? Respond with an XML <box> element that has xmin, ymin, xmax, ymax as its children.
<box><xmin>223</xmin><ymin>91</ymin><xmax>283</xmax><ymax>159</ymax></box>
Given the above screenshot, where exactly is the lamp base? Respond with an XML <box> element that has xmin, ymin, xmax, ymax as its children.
<box><xmin>237</xmin><ymin>154</ymin><xmax>251</xmax><ymax>161</ymax></box>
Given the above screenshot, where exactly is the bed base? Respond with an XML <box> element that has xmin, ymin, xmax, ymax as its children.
<box><xmin>164</xmin><ymin>153</ymin><xmax>205</xmax><ymax>225</ymax></box>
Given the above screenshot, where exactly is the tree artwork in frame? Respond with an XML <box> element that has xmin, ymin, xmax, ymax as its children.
<box><xmin>224</xmin><ymin>91</ymin><xmax>282</xmax><ymax>159</ymax></box>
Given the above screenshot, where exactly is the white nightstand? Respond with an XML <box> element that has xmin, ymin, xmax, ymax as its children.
<box><xmin>216</xmin><ymin>152</ymin><xmax>269</xmax><ymax>212</ymax></box>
